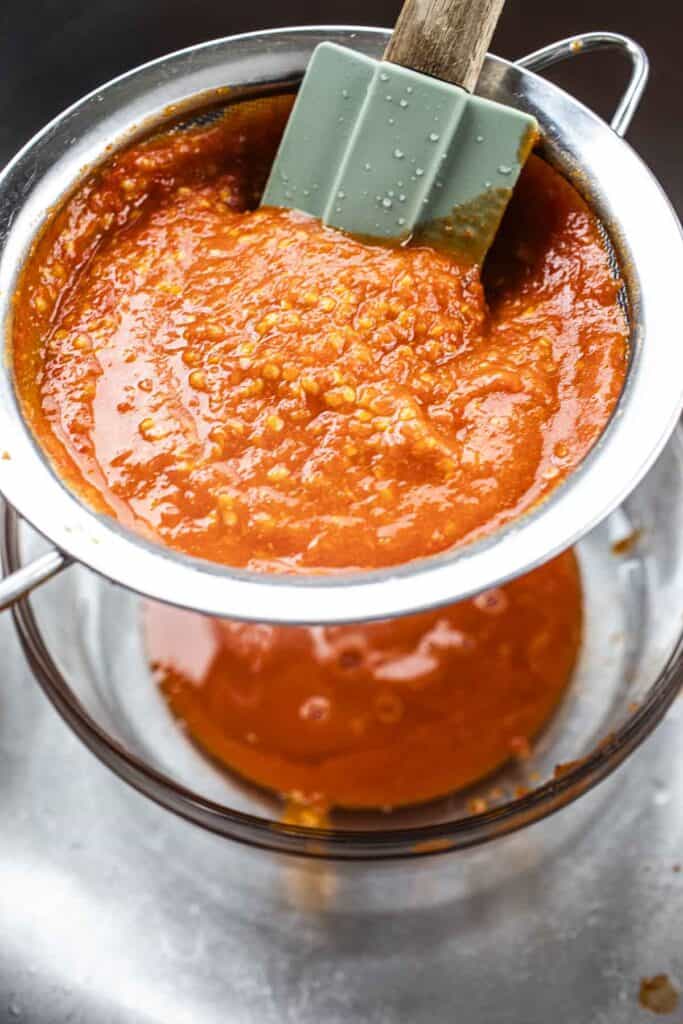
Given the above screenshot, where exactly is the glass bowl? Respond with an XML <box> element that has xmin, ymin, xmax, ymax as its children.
<box><xmin>3</xmin><ymin>429</ymin><xmax>683</xmax><ymax>859</ymax></box>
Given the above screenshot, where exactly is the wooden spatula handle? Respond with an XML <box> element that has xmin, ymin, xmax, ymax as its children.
<box><xmin>384</xmin><ymin>0</ymin><xmax>506</xmax><ymax>92</ymax></box>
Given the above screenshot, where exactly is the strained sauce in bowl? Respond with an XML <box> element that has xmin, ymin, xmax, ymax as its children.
<box><xmin>147</xmin><ymin>550</ymin><xmax>581</xmax><ymax>812</ymax></box>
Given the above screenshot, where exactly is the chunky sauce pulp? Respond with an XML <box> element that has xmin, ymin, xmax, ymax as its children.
<box><xmin>12</xmin><ymin>96</ymin><xmax>628</xmax><ymax>572</ymax></box>
<box><xmin>147</xmin><ymin>550</ymin><xmax>581</xmax><ymax>809</ymax></box>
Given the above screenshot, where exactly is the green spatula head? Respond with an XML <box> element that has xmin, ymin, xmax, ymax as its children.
<box><xmin>262</xmin><ymin>42</ymin><xmax>537</xmax><ymax>263</ymax></box>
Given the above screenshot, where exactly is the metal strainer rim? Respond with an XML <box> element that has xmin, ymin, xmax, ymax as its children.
<box><xmin>0</xmin><ymin>26</ymin><xmax>681</xmax><ymax>624</ymax></box>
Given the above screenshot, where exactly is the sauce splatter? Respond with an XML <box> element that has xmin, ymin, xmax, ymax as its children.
<box><xmin>612</xmin><ymin>529</ymin><xmax>642</xmax><ymax>556</ymax></box>
<box><xmin>639</xmin><ymin>975</ymin><xmax>680</xmax><ymax>1015</ymax></box>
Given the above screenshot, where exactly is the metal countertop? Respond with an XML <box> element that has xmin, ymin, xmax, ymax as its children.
<box><xmin>2</xmin><ymin>607</ymin><xmax>683</xmax><ymax>1022</ymax></box>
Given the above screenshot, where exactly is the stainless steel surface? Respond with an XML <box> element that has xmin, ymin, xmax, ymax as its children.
<box><xmin>4</xmin><ymin>430</ymin><xmax>683</xmax><ymax>859</ymax></box>
<box><xmin>517</xmin><ymin>32</ymin><xmax>649</xmax><ymax>137</ymax></box>
<box><xmin>1</xmin><ymin>27</ymin><xmax>682</xmax><ymax>624</ymax></box>
<box><xmin>2</xmin><ymin>602</ymin><xmax>683</xmax><ymax>1023</ymax></box>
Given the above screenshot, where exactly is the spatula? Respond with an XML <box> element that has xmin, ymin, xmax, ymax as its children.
<box><xmin>262</xmin><ymin>0</ymin><xmax>537</xmax><ymax>262</ymax></box>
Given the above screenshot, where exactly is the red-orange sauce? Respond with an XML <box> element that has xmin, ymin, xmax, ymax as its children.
<box><xmin>11</xmin><ymin>96</ymin><xmax>628</xmax><ymax>572</ymax></box>
<box><xmin>147</xmin><ymin>549</ymin><xmax>581</xmax><ymax>810</ymax></box>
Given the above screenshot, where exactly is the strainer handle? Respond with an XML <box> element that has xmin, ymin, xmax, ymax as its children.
<box><xmin>0</xmin><ymin>503</ymin><xmax>69</xmax><ymax>612</ymax></box>
<box><xmin>516</xmin><ymin>32</ymin><xmax>649</xmax><ymax>138</ymax></box>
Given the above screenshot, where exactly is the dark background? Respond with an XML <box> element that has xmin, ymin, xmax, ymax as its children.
<box><xmin>0</xmin><ymin>0</ymin><xmax>680</xmax><ymax>213</ymax></box>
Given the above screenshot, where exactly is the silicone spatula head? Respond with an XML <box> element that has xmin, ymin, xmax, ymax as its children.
<box><xmin>262</xmin><ymin>0</ymin><xmax>537</xmax><ymax>262</ymax></box>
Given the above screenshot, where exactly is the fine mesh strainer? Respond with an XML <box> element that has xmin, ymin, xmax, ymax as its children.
<box><xmin>0</xmin><ymin>27</ymin><xmax>681</xmax><ymax>625</ymax></box>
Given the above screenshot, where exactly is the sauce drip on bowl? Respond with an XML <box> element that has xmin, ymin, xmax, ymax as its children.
<box><xmin>11</xmin><ymin>96</ymin><xmax>628</xmax><ymax>572</ymax></box>
<box><xmin>146</xmin><ymin>550</ymin><xmax>581</xmax><ymax>810</ymax></box>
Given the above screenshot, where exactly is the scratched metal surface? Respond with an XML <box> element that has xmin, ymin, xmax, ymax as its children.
<box><xmin>2</xmin><ymin>0</ymin><xmax>683</xmax><ymax>1019</ymax></box>
<box><xmin>2</xmin><ymin>602</ymin><xmax>683</xmax><ymax>1024</ymax></box>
